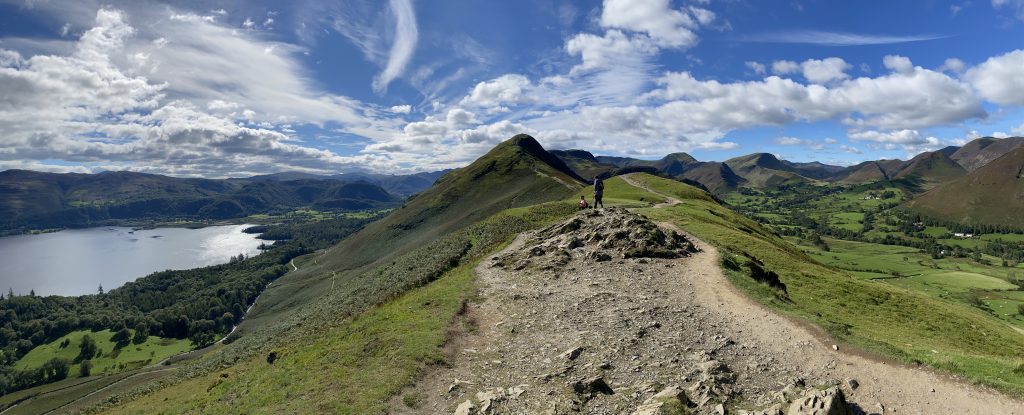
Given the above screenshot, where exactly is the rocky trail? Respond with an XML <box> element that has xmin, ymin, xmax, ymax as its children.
<box><xmin>394</xmin><ymin>191</ymin><xmax>1023</xmax><ymax>414</ymax></box>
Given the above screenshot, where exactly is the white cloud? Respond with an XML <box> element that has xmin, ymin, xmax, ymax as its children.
<box><xmin>771</xmin><ymin>60</ymin><xmax>800</xmax><ymax>74</ymax></box>
<box><xmin>939</xmin><ymin>57</ymin><xmax>966</xmax><ymax>73</ymax></box>
<box><xmin>599</xmin><ymin>0</ymin><xmax>707</xmax><ymax>48</ymax></box>
<box><xmin>775</xmin><ymin>137</ymin><xmax>805</xmax><ymax>145</ymax></box>
<box><xmin>372</xmin><ymin>0</ymin><xmax>418</xmax><ymax>93</ymax></box>
<box><xmin>565</xmin><ymin>30</ymin><xmax>658</xmax><ymax>73</ymax></box>
<box><xmin>745</xmin><ymin>61</ymin><xmax>766</xmax><ymax>75</ymax></box>
<box><xmin>848</xmin><ymin>129</ymin><xmax>929</xmax><ymax>144</ymax></box>
<box><xmin>0</xmin><ymin>7</ymin><xmax>400</xmax><ymax>177</ymax></box>
<box><xmin>965</xmin><ymin>49</ymin><xmax>1024</xmax><ymax>105</ymax></box>
<box><xmin>741</xmin><ymin>30</ymin><xmax>948</xmax><ymax>46</ymax></box>
<box><xmin>800</xmin><ymin>57</ymin><xmax>850</xmax><ymax>84</ymax></box>
<box><xmin>389</xmin><ymin>104</ymin><xmax>412</xmax><ymax>114</ymax></box>
<box><xmin>775</xmin><ymin>136</ymin><xmax>824</xmax><ymax>149</ymax></box>
<box><xmin>1010</xmin><ymin>123</ymin><xmax>1024</xmax><ymax>136</ymax></box>
<box><xmin>883</xmin><ymin>55</ymin><xmax>914</xmax><ymax>73</ymax></box>
<box><xmin>459</xmin><ymin>74</ymin><xmax>533</xmax><ymax>109</ymax></box>
<box><xmin>840</xmin><ymin>145</ymin><xmax>862</xmax><ymax>154</ymax></box>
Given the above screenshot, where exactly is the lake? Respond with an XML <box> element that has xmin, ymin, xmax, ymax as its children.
<box><xmin>0</xmin><ymin>225</ymin><xmax>264</xmax><ymax>297</ymax></box>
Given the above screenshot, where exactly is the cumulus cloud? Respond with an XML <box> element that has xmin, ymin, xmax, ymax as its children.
<box><xmin>883</xmin><ymin>55</ymin><xmax>914</xmax><ymax>73</ymax></box>
<box><xmin>0</xmin><ymin>7</ymin><xmax>398</xmax><ymax>177</ymax></box>
<box><xmin>599</xmin><ymin>0</ymin><xmax>710</xmax><ymax>48</ymax></box>
<box><xmin>775</xmin><ymin>136</ymin><xmax>825</xmax><ymax>149</ymax></box>
<box><xmin>565</xmin><ymin>30</ymin><xmax>658</xmax><ymax>73</ymax></box>
<box><xmin>389</xmin><ymin>104</ymin><xmax>412</xmax><ymax>114</ymax></box>
<box><xmin>939</xmin><ymin>57</ymin><xmax>966</xmax><ymax>73</ymax></box>
<box><xmin>745</xmin><ymin>61</ymin><xmax>766</xmax><ymax>75</ymax></box>
<box><xmin>965</xmin><ymin>49</ymin><xmax>1024</xmax><ymax>105</ymax></box>
<box><xmin>840</xmin><ymin>145</ymin><xmax>862</xmax><ymax>154</ymax></box>
<box><xmin>800</xmin><ymin>57</ymin><xmax>851</xmax><ymax>84</ymax></box>
<box><xmin>771</xmin><ymin>60</ymin><xmax>800</xmax><ymax>74</ymax></box>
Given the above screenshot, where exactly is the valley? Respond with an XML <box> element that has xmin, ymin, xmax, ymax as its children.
<box><xmin>3</xmin><ymin>134</ymin><xmax>1024</xmax><ymax>414</ymax></box>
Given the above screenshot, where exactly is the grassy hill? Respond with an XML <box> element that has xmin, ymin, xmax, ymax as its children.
<box><xmin>892</xmin><ymin>149</ymin><xmax>967</xmax><ymax>193</ymax></box>
<box><xmin>238</xmin><ymin>133</ymin><xmax>585</xmax><ymax>337</ymax></box>
<box><xmin>246</xmin><ymin>170</ymin><xmax>448</xmax><ymax>196</ymax></box>
<box><xmin>951</xmin><ymin>137</ymin><xmax>1024</xmax><ymax>172</ymax></box>
<box><xmin>549</xmin><ymin>149</ymin><xmax>617</xmax><ymax>179</ymax></box>
<box><xmin>585</xmin><ymin>153</ymin><xmax>744</xmax><ymax>195</ymax></box>
<box><xmin>68</xmin><ymin>134</ymin><xmax>589</xmax><ymax>413</ymax></box>
<box><xmin>15</xmin><ymin>137</ymin><xmax>1024</xmax><ymax>412</ymax></box>
<box><xmin>906</xmin><ymin>146</ymin><xmax>1024</xmax><ymax>228</ymax></box>
<box><xmin>675</xmin><ymin>161</ymin><xmax>745</xmax><ymax>195</ymax></box>
<box><xmin>0</xmin><ymin>170</ymin><xmax>398</xmax><ymax>233</ymax></box>
<box><xmin>724</xmin><ymin>153</ymin><xmax>811</xmax><ymax>188</ymax></box>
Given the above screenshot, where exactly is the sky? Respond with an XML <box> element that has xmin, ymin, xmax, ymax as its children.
<box><xmin>1</xmin><ymin>0</ymin><xmax>1024</xmax><ymax>177</ymax></box>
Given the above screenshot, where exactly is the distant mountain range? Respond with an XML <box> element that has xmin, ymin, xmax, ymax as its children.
<box><xmin>550</xmin><ymin>136</ymin><xmax>1023</xmax><ymax>198</ymax></box>
<box><xmin>243</xmin><ymin>170</ymin><xmax>451</xmax><ymax>196</ymax></box>
<box><xmin>5</xmin><ymin>136</ymin><xmax>1022</xmax><ymax>232</ymax></box>
<box><xmin>0</xmin><ymin>169</ymin><xmax>448</xmax><ymax>233</ymax></box>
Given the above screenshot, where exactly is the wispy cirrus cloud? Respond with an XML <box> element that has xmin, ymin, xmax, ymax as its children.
<box><xmin>739</xmin><ymin>30</ymin><xmax>949</xmax><ymax>46</ymax></box>
<box><xmin>373</xmin><ymin>0</ymin><xmax>418</xmax><ymax>93</ymax></box>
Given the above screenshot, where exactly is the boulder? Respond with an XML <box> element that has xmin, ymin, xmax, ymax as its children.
<box><xmin>572</xmin><ymin>376</ymin><xmax>615</xmax><ymax>397</ymax></box>
<box><xmin>786</xmin><ymin>387</ymin><xmax>853</xmax><ymax>415</ymax></box>
<box><xmin>454</xmin><ymin>399</ymin><xmax>476</xmax><ymax>415</ymax></box>
<box><xmin>630</xmin><ymin>385</ymin><xmax>695</xmax><ymax>415</ymax></box>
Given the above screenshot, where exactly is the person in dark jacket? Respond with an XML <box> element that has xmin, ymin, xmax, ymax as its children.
<box><xmin>593</xmin><ymin>177</ymin><xmax>605</xmax><ymax>208</ymax></box>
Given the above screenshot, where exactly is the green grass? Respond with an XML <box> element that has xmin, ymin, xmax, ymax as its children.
<box><xmin>627</xmin><ymin>173</ymin><xmax>1024</xmax><ymax>396</ymax></box>
<box><xmin>14</xmin><ymin>330</ymin><xmax>191</xmax><ymax>377</ymax></box>
<box><xmin>98</xmin><ymin>199</ymin><xmax>580</xmax><ymax>414</ymax></box>
<box><xmin>570</xmin><ymin>176</ymin><xmax>664</xmax><ymax>207</ymax></box>
<box><xmin>110</xmin><ymin>259</ymin><xmax>480</xmax><ymax>415</ymax></box>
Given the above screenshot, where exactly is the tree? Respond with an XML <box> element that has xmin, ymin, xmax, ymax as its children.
<box><xmin>111</xmin><ymin>327</ymin><xmax>132</xmax><ymax>348</ymax></box>
<box><xmin>40</xmin><ymin>358</ymin><xmax>70</xmax><ymax>382</ymax></box>
<box><xmin>78</xmin><ymin>335</ymin><xmax>97</xmax><ymax>362</ymax></box>
<box><xmin>132</xmin><ymin>323</ymin><xmax>149</xmax><ymax>344</ymax></box>
<box><xmin>79</xmin><ymin>359</ymin><xmax>93</xmax><ymax>377</ymax></box>
<box><xmin>7</xmin><ymin>288</ymin><xmax>12</xmax><ymax>298</ymax></box>
<box><xmin>97</xmin><ymin>284</ymin><xmax>104</xmax><ymax>295</ymax></box>
<box><xmin>28</xmin><ymin>289</ymin><xmax>34</xmax><ymax>297</ymax></box>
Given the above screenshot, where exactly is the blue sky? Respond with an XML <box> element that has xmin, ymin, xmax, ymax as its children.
<box><xmin>1</xmin><ymin>0</ymin><xmax>1024</xmax><ymax>176</ymax></box>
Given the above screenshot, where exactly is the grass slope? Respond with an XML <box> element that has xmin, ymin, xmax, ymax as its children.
<box><xmin>906</xmin><ymin>147</ymin><xmax>1024</xmax><ymax>228</ymax></box>
<box><xmin>241</xmin><ymin>134</ymin><xmax>583</xmax><ymax>332</ymax></box>
<box><xmin>628</xmin><ymin>174</ymin><xmax>1024</xmax><ymax>395</ymax></box>
<box><xmin>101</xmin><ymin>201</ymin><xmax>583</xmax><ymax>414</ymax></box>
<box><xmin>951</xmin><ymin>137</ymin><xmax>1024</xmax><ymax>172</ymax></box>
<box><xmin>891</xmin><ymin>149</ymin><xmax>966</xmax><ymax>193</ymax></box>
<box><xmin>14</xmin><ymin>330</ymin><xmax>190</xmax><ymax>377</ymax></box>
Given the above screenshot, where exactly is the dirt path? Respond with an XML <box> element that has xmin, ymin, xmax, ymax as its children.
<box><xmin>623</xmin><ymin>175</ymin><xmax>1023</xmax><ymax>414</ymax></box>
<box><xmin>394</xmin><ymin>179</ymin><xmax>1023</xmax><ymax>414</ymax></box>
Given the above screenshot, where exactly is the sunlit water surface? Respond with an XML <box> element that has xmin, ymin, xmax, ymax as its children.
<box><xmin>0</xmin><ymin>224</ymin><xmax>263</xmax><ymax>296</ymax></box>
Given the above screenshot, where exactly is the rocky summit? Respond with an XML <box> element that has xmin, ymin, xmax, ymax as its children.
<box><xmin>399</xmin><ymin>209</ymin><xmax>863</xmax><ymax>415</ymax></box>
<box><xmin>493</xmin><ymin>208</ymin><xmax>697</xmax><ymax>273</ymax></box>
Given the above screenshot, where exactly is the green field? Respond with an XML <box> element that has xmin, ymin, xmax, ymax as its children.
<box><xmin>14</xmin><ymin>329</ymin><xmax>191</xmax><ymax>377</ymax></box>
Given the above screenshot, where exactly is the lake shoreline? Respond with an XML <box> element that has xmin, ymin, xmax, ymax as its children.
<box><xmin>0</xmin><ymin>216</ymin><xmax>273</xmax><ymax>238</ymax></box>
<box><xmin>0</xmin><ymin>224</ymin><xmax>266</xmax><ymax>297</ymax></box>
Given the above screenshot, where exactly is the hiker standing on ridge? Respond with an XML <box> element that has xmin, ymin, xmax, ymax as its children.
<box><xmin>593</xmin><ymin>176</ymin><xmax>605</xmax><ymax>208</ymax></box>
